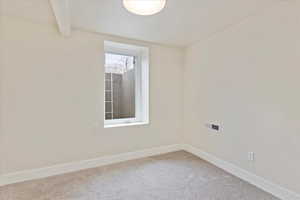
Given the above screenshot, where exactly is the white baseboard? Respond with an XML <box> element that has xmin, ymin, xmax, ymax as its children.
<box><xmin>182</xmin><ymin>144</ymin><xmax>300</xmax><ymax>200</ymax></box>
<box><xmin>1</xmin><ymin>143</ymin><xmax>299</xmax><ymax>200</ymax></box>
<box><xmin>0</xmin><ymin>144</ymin><xmax>182</xmax><ymax>187</ymax></box>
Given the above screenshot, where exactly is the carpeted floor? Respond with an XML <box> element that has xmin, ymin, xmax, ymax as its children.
<box><xmin>0</xmin><ymin>151</ymin><xmax>279</xmax><ymax>200</ymax></box>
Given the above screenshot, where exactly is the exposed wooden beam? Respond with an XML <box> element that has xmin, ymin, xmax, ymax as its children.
<box><xmin>49</xmin><ymin>0</ymin><xmax>71</xmax><ymax>36</ymax></box>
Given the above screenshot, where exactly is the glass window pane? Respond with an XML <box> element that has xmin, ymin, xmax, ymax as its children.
<box><xmin>105</xmin><ymin>91</ymin><xmax>112</xmax><ymax>102</ymax></box>
<box><xmin>105</xmin><ymin>102</ymin><xmax>112</xmax><ymax>113</ymax></box>
<box><xmin>105</xmin><ymin>80</ymin><xmax>111</xmax><ymax>90</ymax></box>
<box><xmin>105</xmin><ymin>73</ymin><xmax>111</xmax><ymax>81</ymax></box>
<box><xmin>105</xmin><ymin>113</ymin><xmax>112</xmax><ymax>120</ymax></box>
<box><xmin>105</xmin><ymin>53</ymin><xmax>136</xmax><ymax>120</ymax></box>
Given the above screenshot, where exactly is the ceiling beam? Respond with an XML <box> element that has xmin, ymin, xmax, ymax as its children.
<box><xmin>49</xmin><ymin>0</ymin><xmax>71</xmax><ymax>36</ymax></box>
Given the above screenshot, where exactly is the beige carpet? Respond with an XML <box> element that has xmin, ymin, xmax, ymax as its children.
<box><xmin>0</xmin><ymin>151</ymin><xmax>279</xmax><ymax>200</ymax></box>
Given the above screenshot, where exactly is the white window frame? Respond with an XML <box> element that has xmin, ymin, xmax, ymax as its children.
<box><xmin>104</xmin><ymin>41</ymin><xmax>149</xmax><ymax>128</ymax></box>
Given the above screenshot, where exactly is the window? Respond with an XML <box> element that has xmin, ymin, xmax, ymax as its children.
<box><xmin>104</xmin><ymin>41</ymin><xmax>149</xmax><ymax>127</ymax></box>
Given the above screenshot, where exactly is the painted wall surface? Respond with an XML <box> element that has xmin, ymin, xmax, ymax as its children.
<box><xmin>184</xmin><ymin>1</ymin><xmax>300</xmax><ymax>194</ymax></box>
<box><xmin>0</xmin><ymin>12</ymin><xmax>4</xmax><ymax>177</ymax></box>
<box><xmin>0</xmin><ymin>16</ymin><xmax>184</xmax><ymax>174</ymax></box>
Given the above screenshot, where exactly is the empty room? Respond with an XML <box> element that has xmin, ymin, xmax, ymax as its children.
<box><xmin>0</xmin><ymin>0</ymin><xmax>300</xmax><ymax>199</ymax></box>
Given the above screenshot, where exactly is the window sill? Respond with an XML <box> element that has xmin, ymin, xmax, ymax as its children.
<box><xmin>104</xmin><ymin>121</ymin><xmax>149</xmax><ymax>129</ymax></box>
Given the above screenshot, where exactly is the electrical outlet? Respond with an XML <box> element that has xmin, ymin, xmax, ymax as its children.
<box><xmin>248</xmin><ymin>152</ymin><xmax>255</xmax><ymax>161</ymax></box>
<box><xmin>211</xmin><ymin>124</ymin><xmax>219</xmax><ymax>131</ymax></box>
<box><xmin>205</xmin><ymin>123</ymin><xmax>221</xmax><ymax>132</ymax></box>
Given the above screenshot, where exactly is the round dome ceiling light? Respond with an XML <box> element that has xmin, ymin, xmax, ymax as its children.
<box><xmin>123</xmin><ymin>0</ymin><xmax>167</xmax><ymax>16</ymax></box>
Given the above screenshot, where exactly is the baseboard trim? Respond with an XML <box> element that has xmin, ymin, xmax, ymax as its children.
<box><xmin>1</xmin><ymin>143</ymin><xmax>299</xmax><ymax>200</ymax></box>
<box><xmin>182</xmin><ymin>144</ymin><xmax>300</xmax><ymax>200</ymax></box>
<box><xmin>0</xmin><ymin>144</ymin><xmax>182</xmax><ymax>187</ymax></box>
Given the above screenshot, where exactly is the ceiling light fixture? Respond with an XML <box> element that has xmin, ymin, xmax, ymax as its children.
<box><xmin>123</xmin><ymin>0</ymin><xmax>166</xmax><ymax>16</ymax></box>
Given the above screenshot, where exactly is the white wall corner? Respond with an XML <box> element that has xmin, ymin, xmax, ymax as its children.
<box><xmin>182</xmin><ymin>144</ymin><xmax>300</xmax><ymax>200</ymax></box>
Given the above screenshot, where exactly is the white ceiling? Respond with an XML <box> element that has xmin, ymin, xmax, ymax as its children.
<box><xmin>2</xmin><ymin>0</ymin><xmax>279</xmax><ymax>46</ymax></box>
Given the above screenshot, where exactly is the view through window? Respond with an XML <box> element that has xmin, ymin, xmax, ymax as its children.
<box><xmin>105</xmin><ymin>53</ymin><xmax>136</xmax><ymax>120</ymax></box>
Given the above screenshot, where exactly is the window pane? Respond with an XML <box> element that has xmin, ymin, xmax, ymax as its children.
<box><xmin>105</xmin><ymin>102</ymin><xmax>112</xmax><ymax>113</ymax></box>
<box><xmin>105</xmin><ymin>80</ymin><xmax>111</xmax><ymax>90</ymax></box>
<box><xmin>105</xmin><ymin>91</ymin><xmax>112</xmax><ymax>102</ymax></box>
<box><xmin>105</xmin><ymin>113</ymin><xmax>112</xmax><ymax>120</ymax></box>
<box><xmin>105</xmin><ymin>53</ymin><xmax>135</xmax><ymax>120</ymax></box>
<box><xmin>105</xmin><ymin>73</ymin><xmax>111</xmax><ymax>81</ymax></box>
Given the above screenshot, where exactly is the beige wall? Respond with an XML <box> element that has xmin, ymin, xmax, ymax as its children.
<box><xmin>0</xmin><ymin>11</ymin><xmax>4</xmax><ymax>177</ymax></box>
<box><xmin>184</xmin><ymin>1</ymin><xmax>300</xmax><ymax>194</ymax></box>
<box><xmin>0</xmin><ymin>16</ymin><xmax>184</xmax><ymax>174</ymax></box>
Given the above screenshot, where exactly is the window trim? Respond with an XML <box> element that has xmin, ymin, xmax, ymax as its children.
<box><xmin>104</xmin><ymin>41</ymin><xmax>149</xmax><ymax>128</ymax></box>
